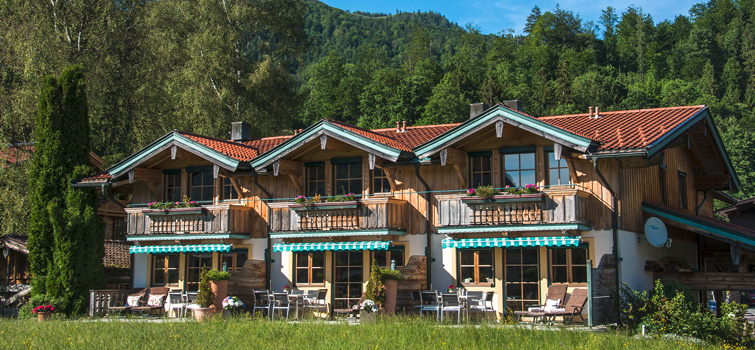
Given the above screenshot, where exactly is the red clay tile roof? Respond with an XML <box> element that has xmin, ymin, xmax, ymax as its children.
<box><xmin>0</xmin><ymin>145</ymin><xmax>33</xmax><ymax>164</ymax></box>
<box><xmin>326</xmin><ymin>120</ymin><xmax>413</xmax><ymax>152</ymax></box>
<box><xmin>242</xmin><ymin>135</ymin><xmax>292</xmax><ymax>154</ymax></box>
<box><xmin>373</xmin><ymin>123</ymin><xmax>460</xmax><ymax>149</ymax></box>
<box><xmin>104</xmin><ymin>240</ymin><xmax>131</xmax><ymax>268</ymax></box>
<box><xmin>539</xmin><ymin>105</ymin><xmax>706</xmax><ymax>151</ymax></box>
<box><xmin>178</xmin><ymin>131</ymin><xmax>259</xmax><ymax>162</ymax></box>
<box><xmin>80</xmin><ymin>172</ymin><xmax>112</xmax><ymax>183</ymax></box>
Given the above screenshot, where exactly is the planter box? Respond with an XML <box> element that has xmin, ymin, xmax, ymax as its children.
<box><xmin>142</xmin><ymin>207</ymin><xmax>205</xmax><ymax>216</ymax></box>
<box><xmin>460</xmin><ymin>193</ymin><xmax>544</xmax><ymax>204</ymax></box>
<box><xmin>289</xmin><ymin>201</ymin><xmax>360</xmax><ymax>211</ymax></box>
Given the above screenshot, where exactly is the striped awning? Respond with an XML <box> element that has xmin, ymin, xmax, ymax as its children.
<box><xmin>442</xmin><ymin>236</ymin><xmax>581</xmax><ymax>249</ymax></box>
<box><xmin>273</xmin><ymin>241</ymin><xmax>390</xmax><ymax>252</ymax></box>
<box><xmin>129</xmin><ymin>244</ymin><xmax>232</xmax><ymax>254</ymax></box>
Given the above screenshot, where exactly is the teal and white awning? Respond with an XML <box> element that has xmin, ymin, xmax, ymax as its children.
<box><xmin>273</xmin><ymin>241</ymin><xmax>390</xmax><ymax>252</ymax></box>
<box><xmin>129</xmin><ymin>244</ymin><xmax>233</xmax><ymax>254</ymax></box>
<box><xmin>442</xmin><ymin>236</ymin><xmax>581</xmax><ymax>249</ymax></box>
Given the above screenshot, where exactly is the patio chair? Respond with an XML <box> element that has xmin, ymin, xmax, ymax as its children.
<box><xmin>252</xmin><ymin>290</ymin><xmax>271</xmax><ymax>317</ymax></box>
<box><xmin>303</xmin><ymin>289</ymin><xmax>328</xmax><ymax>317</ymax></box>
<box><xmin>440</xmin><ymin>293</ymin><xmax>463</xmax><ymax>324</ymax></box>
<box><xmin>410</xmin><ymin>290</ymin><xmax>422</xmax><ymax>312</ymax></box>
<box><xmin>167</xmin><ymin>291</ymin><xmax>187</xmax><ymax>318</ymax></box>
<box><xmin>547</xmin><ymin>288</ymin><xmax>587</xmax><ymax>324</ymax></box>
<box><xmin>333</xmin><ymin>293</ymin><xmax>365</xmax><ymax>320</ymax></box>
<box><xmin>469</xmin><ymin>291</ymin><xmax>495</xmax><ymax>319</ymax></box>
<box><xmin>270</xmin><ymin>292</ymin><xmax>295</xmax><ymax>320</ymax></box>
<box><xmin>419</xmin><ymin>290</ymin><xmax>440</xmax><ymax>321</ymax></box>
<box><xmin>184</xmin><ymin>291</ymin><xmax>199</xmax><ymax>317</ymax></box>
<box><xmin>107</xmin><ymin>288</ymin><xmax>147</xmax><ymax>315</ymax></box>
<box><xmin>131</xmin><ymin>287</ymin><xmax>170</xmax><ymax>316</ymax></box>
<box><xmin>513</xmin><ymin>284</ymin><xmax>567</xmax><ymax>322</ymax></box>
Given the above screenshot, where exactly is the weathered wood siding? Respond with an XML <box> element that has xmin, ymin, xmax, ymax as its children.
<box><xmin>268</xmin><ymin>197</ymin><xmax>407</xmax><ymax>232</ymax></box>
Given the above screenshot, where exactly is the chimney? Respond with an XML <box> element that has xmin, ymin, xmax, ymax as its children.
<box><xmin>503</xmin><ymin>100</ymin><xmax>523</xmax><ymax>112</ymax></box>
<box><xmin>231</xmin><ymin>121</ymin><xmax>251</xmax><ymax>142</ymax></box>
<box><xmin>402</xmin><ymin>121</ymin><xmax>407</xmax><ymax>133</ymax></box>
<box><xmin>588</xmin><ymin>106</ymin><xmax>594</xmax><ymax>117</ymax></box>
<box><xmin>396</xmin><ymin>121</ymin><xmax>401</xmax><ymax>133</ymax></box>
<box><xmin>595</xmin><ymin>106</ymin><xmax>600</xmax><ymax>118</ymax></box>
<box><xmin>469</xmin><ymin>103</ymin><xmax>489</xmax><ymax>119</ymax></box>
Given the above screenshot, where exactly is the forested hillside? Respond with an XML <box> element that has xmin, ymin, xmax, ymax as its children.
<box><xmin>1</xmin><ymin>0</ymin><xmax>755</xmax><ymax>235</ymax></box>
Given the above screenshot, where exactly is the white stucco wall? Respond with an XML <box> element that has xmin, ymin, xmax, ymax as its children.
<box><xmin>618</xmin><ymin>230</ymin><xmax>697</xmax><ymax>291</ymax></box>
<box><xmin>132</xmin><ymin>253</ymin><xmax>149</xmax><ymax>288</ymax></box>
<box><xmin>250</xmin><ymin>238</ymin><xmax>267</xmax><ymax>262</ymax></box>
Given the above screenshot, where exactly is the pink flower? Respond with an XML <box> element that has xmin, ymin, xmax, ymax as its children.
<box><xmin>467</xmin><ymin>188</ymin><xmax>474</xmax><ymax>195</ymax></box>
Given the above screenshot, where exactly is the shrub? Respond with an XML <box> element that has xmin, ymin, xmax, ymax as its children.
<box><xmin>618</xmin><ymin>280</ymin><xmax>753</xmax><ymax>347</ymax></box>
<box><xmin>196</xmin><ymin>267</ymin><xmax>215</xmax><ymax>308</ymax></box>
<box><xmin>380</xmin><ymin>268</ymin><xmax>405</xmax><ymax>282</ymax></box>
<box><xmin>365</xmin><ymin>260</ymin><xmax>385</xmax><ymax>306</ymax></box>
<box><xmin>206</xmin><ymin>270</ymin><xmax>231</xmax><ymax>281</ymax></box>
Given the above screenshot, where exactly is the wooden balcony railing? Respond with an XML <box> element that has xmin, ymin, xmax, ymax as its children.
<box><xmin>125</xmin><ymin>204</ymin><xmax>253</xmax><ymax>238</ymax></box>
<box><xmin>269</xmin><ymin>197</ymin><xmax>407</xmax><ymax>232</ymax></box>
<box><xmin>436</xmin><ymin>189</ymin><xmax>591</xmax><ymax>227</ymax></box>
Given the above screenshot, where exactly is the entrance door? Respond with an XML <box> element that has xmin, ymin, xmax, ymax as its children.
<box><xmin>333</xmin><ymin>251</ymin><xmax>363</xmax><ymax>310</ymax></box>
<box><xmin>185</xmin><ymin>253</ymin><xmax>213</xmax><ymax>291</ymax></box>
<box><xmin>504</xmin><ymin>248</ymin><xmax>540</xmax><ymax>311</ymax></box>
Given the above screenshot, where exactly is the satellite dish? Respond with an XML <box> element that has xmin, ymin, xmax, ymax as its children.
<box><xmin>644</xmin><ymin>217</ymin><xmax>668</xmax><ymax>247</ymax></box>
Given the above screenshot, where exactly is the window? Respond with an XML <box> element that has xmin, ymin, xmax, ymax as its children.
<box><xmin>469</xmin><ymin>152</ymin><xmax>492</xmax><ymax>188</ymax></box>
<box><xmin>333</xmin><ymin>159</ymin><xmax>362</xmax><ymax>195</ymax></box>
<box><xmin>504</xmin><ymin>151</ymin><xmax>536</xmax><ymax>187</ymax></box>
<box><xmin>459</xmin><ymin>250</ymin><xmax>494</xmax><ymax>285</ymax></box>
<box><xmin>223</xmin><ymin>178</ymin><xmax>239</xmax><ymax>201</ymax></box>
<box><xmin>504</xmin><ymin>248</ymin><xmax>539</xmax><ymax>312</ymax></box>
<box><xmin>185</xmin><ymin>253</ymin><xmax>212</xmax><ymax>291</ymax></box>
<box><xmin>372</xmin><ymin>246</ymin><xmax>405</xmax><ymax>268</ymax></box>
<box><xmin>371</xmin><ymin>169</ymin><xmax>392</xmax><ymax>194</ymax></box>
<box><xmin>547</xmin><ymin>152</ymin><xmax>570</xmax><ymax>186</ymax></box>
<box><xmin>305</xmin><ymin>163</ymin><xmax>325</xmax><ymax>197</ymax></box>
<box><xmin>163</xmin><ymin>171</ymin><xmax>181</xmax><ymax>202</ymax></box>
<box><xmin>550</xmin><ymin>248</ymin><xmax>587</xmax><ymax>284</ymax></box>
<box><xmin>221</xmin><ymin>250</ymin><xmax>247</xmax><ymax>272</ymax></box>
<box><xmin>678</xmin><ymin>171</ymin><xmax>687</xmax><ymax>209</ymax></box>
<box><xmin>189</xmin><ymin>169</ymin><xmax>213</xmax><ymax>202</ymax></box>
<box><xmin>152</xmin><ymin>254</ymin><xmax>179</xmax><ymax>286</ymax></box>
<box><xmin>295</xmin><ymin>251</ymin><xmax>325</xmax><ymax>285</ymax></box>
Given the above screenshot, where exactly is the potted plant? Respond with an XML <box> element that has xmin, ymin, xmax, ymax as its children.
<box><xmin>194</xmin><ymin>267</ymin><xmax>216</xmax><ymax>321</ymax></box>
<box><xmin>363</xmin><ymin>261</ymin><xmax>385</xmax><ymax>321</ymax></box>
<box><xmin>380</xmin><ymin>268</ymin><xmax>404</xmax><ymax>316</ymax></box>
<box><xmin>222</xmin><ymin>296</ymin><xmax>246</xmax><ymax>317</ymax></box>
<box><xmin>360</xmin><ymin>299</ymin><xmax>380</xmax><ymax>324</ymax></box>
<box><xmin>207</xmin><ymin>269</ymin><xmax>231</xmax><ymax>313</ymax></box>
<box><xmin>33</xmin><ymin>304</ymin><xmax>55</xmax><ymax>322</ymax></box>
<box><xmin>447</xmin><ymin>284</ymin><xmax>457</xmax><ymax>293</ymax></box>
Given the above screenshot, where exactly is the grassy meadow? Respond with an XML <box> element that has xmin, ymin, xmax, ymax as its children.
<box><xmin>0</xmin><ymin>317</ymin><xmax>742</xmax><ymax>350</ymax></box>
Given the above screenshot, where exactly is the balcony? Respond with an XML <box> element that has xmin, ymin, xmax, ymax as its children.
<box><xmin>268</xmin><ymin>197</ymin><xmax>407</xmax><ymax>238</ymax></box>
<box><xmin>436</xmin><ymin>189</ymin><xmax>592</xmax><ymax>234</ymax></box>
<box><xmin>125</xmin><ymin>204</ymin><xmax>253</xmax><ymax>240</ymax></box>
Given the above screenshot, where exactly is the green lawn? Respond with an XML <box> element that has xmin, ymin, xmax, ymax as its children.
<box><xmin>0</xmin><ymin>317</ymin><xmax>739</xmax><ymax>349</ymax></box>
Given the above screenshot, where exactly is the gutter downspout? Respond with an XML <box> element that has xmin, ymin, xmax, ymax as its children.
<box><xmin>593</xmin><ymin>158</ymin><xmax>621</xmax><ymax>324</ymax></box>
<box><xmin>253</xmin><ymin>173</ymin><xmax>273</xmax><ymax>290</ymax></box>
<box><xmin>100</xmin><ymin>183</ymin><xmax>127</xmax><ymax>209</ymax></box>
<box><xmin>414</xmin><ymin>164</ymin><xmax>433</xmax><ymax>289</ymax></box>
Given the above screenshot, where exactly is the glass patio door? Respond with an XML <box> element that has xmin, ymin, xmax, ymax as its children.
<box><xmin>504</xmin><ymin>248</ymin><xmax>540</xmax><ymax>312</ymax></box>
<box><xmin>333</xmin><ymin>251</ymin><xmax>363</xmax><ymax>310</ymax></box>
<box><xmin>185</xmin><ymin>253</ymin><xmax>213</xmax><ymax>291</ymax></box>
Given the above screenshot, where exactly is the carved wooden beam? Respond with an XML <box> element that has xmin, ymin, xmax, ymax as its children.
<box><xmin>227</xmin><ymin>177</ymin><xmax>246</xmax><ymax>198</ymax></box>
<box><xmin>554</xmin><ymin>143</ymin><xmax>563</xmax><ymax>161</ymax></box>
<box><xmin>440</xmin><ymin>147</ymin><xmax>466</xmax><ymax>166</ymax></box>
<box><xmin>146</xmin><ymin>182</ymin><xmax>161</xmax><ymax>200</ymax></box>
<box><xmin>272</xmin><ymin>159</ymin><xmax>303</xmax><ymax>177</ymax></box>
<box><xmin>496</xmin><ymin>120</ymin><xmax>505</xmax><ymax>138</ymax></box>
<box><xmin>382</xmin><ymin>167</ymin><xmax>399</xmax><ymax>192</ymax></box>
<box><xmin>453</xmin><ymin>164</ymin><xmax>466</xmax><ymax>189</ymax></box>
<box><xmin>564</xmin><ymin>158</ymin><xmax>579</xmax><ymax>183</ymax></box>
<box><xmin>171</xmin><ymin>145</ymin><xmax>177</xmax><ymax>160</ymax></box>
<box><xmin>288</xmin><ymin>174</ymin><xmax>304</xmax><ymax>195</ymax></box>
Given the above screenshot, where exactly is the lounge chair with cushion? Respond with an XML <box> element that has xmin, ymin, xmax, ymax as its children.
<box><xmin>513</xmin><ymin>284</ymin><xmax>567</xmax><ymax>322</ymax></box>
<box><xmin>333</xmin><ymin>293</ymin><xmax>365</xmax><ymax>320</ymax></box>
<box><xmin>131</xmin><ymin>287</ymin><xmax>170</xmax><ymax>316</ymax></box>
<box><xmin>547</xmin><ymin>288</ymin><xmax>588</xmax><ymax>324</ymax></box>
<box><xmin>107</xmin><ymin>288</ymin><xmax>147</xmax><ymax>315</ymax></box>
<box><xmin>303</xmin><ymin>289</ymin><xmax>328</xmax><ymax>317</ymax></box>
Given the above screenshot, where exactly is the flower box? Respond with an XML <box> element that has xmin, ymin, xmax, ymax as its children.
<box><xmin>143</xmin><ymin>207</ymin><xmax>206</xmax><ymax>216</ymax></box>
<box><xmin>460</xmin><ymin>193</ymin><xmax>544</xmax><ymax>204</ymax></box>
<box><xmin>289</xmin><ymin>201</ymin><xmax>360</xmax><ymax>211</ymax></box>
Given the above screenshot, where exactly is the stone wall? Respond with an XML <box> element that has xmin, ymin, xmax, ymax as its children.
<box><xmin>227</xmin><ymin>259</ymin><xmax>266</xmax><ymax>307</ymax></box>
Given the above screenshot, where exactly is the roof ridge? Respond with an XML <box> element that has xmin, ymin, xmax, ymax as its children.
<box><xmin>371</xmin><ymin>123</ymin><xmax>461</xmax><ymax>132</ymax></box>
<box><xmin>176</xmin><ymin>130</ymin><xmax>259</xmax><ymax>150</ymax></box>
<box><xmin>539</xmin><ymin>105</ymin><xmax>706</xmax><ymax>120</ymax></box>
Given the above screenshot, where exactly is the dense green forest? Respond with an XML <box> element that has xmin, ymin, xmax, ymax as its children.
<box><xmin>2</xmin><ymin>0</ymin><xmax>755</xmax><ymax>235</ymax></box>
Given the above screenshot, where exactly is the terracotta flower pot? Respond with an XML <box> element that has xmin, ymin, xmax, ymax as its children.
<box><xmin>383</xmin><ymin>279</ymin><xmax>398</xmax><ymax>316</ymax></box>
<box><xmin>193</xmin><ymin>307</ymin><xmax>215</xmax><ymax>321</ymax></box>
<box><xmin>211</xmin><ymin>280</ymin><xmax>228</xmax><ymax>313</ymax></box>
<box><xmin>36</xmin><ymin>312</ymin><xmax>51</xmax><ymax>322</ymax></box>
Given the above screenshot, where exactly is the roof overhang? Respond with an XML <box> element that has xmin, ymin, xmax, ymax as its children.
<box><xmin>437</xmin><ymin>223</ymin><xmax>591</xmax><ymax>235</ymax></box>
<box><xmin>642</xmin><ymin>202</ymin><xmax>755</xmax><ymax>251</ymax></box>
<box><xmin>108</xmin><ymin>131</ymin><xmax>250</xmax><ymax>179</ymax></box>
<box><xmin>413</xmin><ymin>105</ymin><xmax>598</xmax><ymax>159</ymax></box>
<box><xmin>251</xmin><ymin>120</ymin><xmax>406</xmax><ymax>171</ymax></box>
<box><xmin>270</xmin><ymin>229</ymin><xmax>406</xmax><ymax>239</ymax></box>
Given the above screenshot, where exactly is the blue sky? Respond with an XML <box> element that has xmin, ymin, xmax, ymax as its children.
<box><xmin>320</xmin><ymin>0</ymin><xmax>702</xmax><ymax>35</ymax></box>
